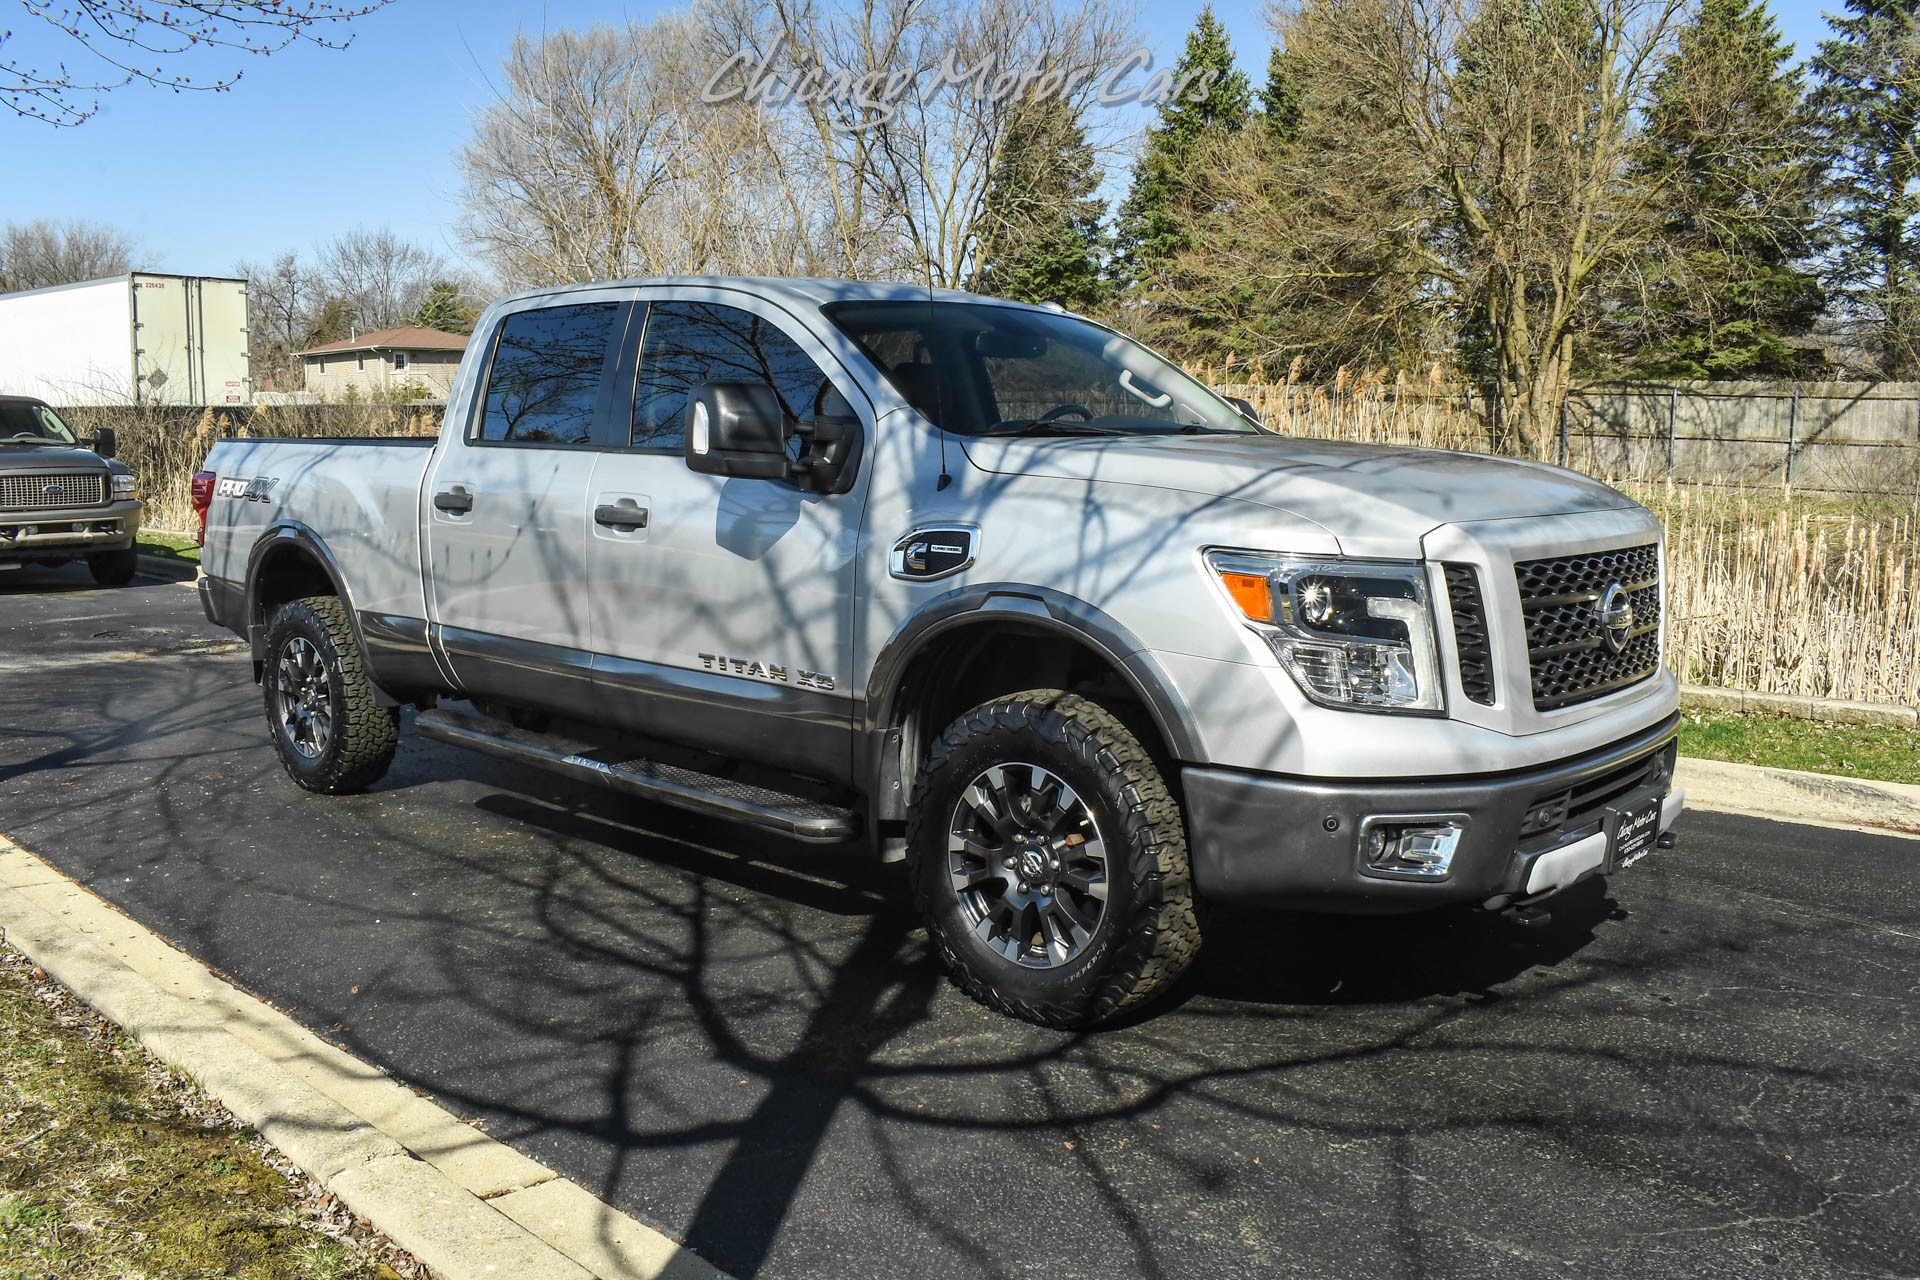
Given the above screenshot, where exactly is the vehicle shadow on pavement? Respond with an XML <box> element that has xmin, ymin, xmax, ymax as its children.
<box><xmin>1186</xmin><ymin>882</ymin><xmax>1617</xmax><ymax>1011</ymax></box>
<box><xmin>432</xmin><ymin>778</ymin><xmax>1620</xmax><ymax>1279</ymax></box>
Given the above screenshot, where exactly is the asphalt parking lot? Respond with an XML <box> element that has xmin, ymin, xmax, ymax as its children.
<box><xmin>3</xmin><ymin>563</ymin><xmax>1917</xmax><ymax>1280</ymax></box>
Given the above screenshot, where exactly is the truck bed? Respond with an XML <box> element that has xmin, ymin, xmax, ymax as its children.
<box><xmin>200</xmin><ymin>436</ymin><xmax>436</xmax><ymax>625</ymax></box>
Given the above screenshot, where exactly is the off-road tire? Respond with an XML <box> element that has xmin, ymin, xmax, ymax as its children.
<box><xmin>262</xmin><ymin>595</ymin><xmax>398</xmax><ymax>794</ymax></box>
<box><xmin>87</xmin><ymin>548</ymin><xmax>138</xmax><ymax>586</ymax></box>
<box><xmin>907</xmin><ymin>690</ymin><xmax>1201</xmax><ymax>1028</ymax></box>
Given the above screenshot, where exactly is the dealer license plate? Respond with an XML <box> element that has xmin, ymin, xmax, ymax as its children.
<box><xmin>1609</xmin><ymin>796</ymin><xmax>1663</xmax><ymax>872</ymax></box>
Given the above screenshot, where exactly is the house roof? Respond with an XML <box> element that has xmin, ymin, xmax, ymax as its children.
<box><xmin>299</xmin><ymin>326</ymin><xmax>469</xmax><ymax>357</ymax></box>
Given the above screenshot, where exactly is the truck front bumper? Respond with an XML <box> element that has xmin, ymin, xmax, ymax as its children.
<box><xmin>0</xmin><ymin>498</ymin><xmax>142</xmax><ymax>563</ymax></box>
<box><xmin>1183</xmin><ymin>711</ymin><xmax>1683</xmax><ymax>912</ymax></box>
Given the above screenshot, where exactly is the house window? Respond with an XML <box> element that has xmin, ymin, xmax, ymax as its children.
<box><xmin>392</xmin><ymin>351</ymin><xmax>410</xmax><ymax>373</ymax></box>
<box><xmin>356</xmin><ymin>353</ymin><xmax>365</xmax><ymax>372</ymax></box>
<box><xmin>316</xmin><ymin>358</ymin><xmax>325</xmax><ymax>374</ymax></box>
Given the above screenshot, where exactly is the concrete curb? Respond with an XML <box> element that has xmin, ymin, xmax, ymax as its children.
<box><xmin>1675</xmin><ymin>756</ymin><xmax>1920</xmax><ymax>838</ymax></box>
<box><xmin>134</xmin><ymin>552</ymin><xmax>200</xmax><ymax>583</ymax></box>
<box><xmin>0</xmin><ymin>835</ymin><xmax>728</xmax><ymax>1280</ymax></box>
<box><xmin>1681</xmin><ymin>683</ymin><xmax>1918</xmax><ymax>728</ymax></box>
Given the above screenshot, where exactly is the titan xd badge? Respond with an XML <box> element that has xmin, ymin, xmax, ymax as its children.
<box><xmin>696</xmin><ymin>653</ymin><xmax>836</xmax><ymax>691</ymax></box>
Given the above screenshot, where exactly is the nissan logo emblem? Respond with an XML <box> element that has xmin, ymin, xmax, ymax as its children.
<box><xmin>1595</xmin><ymin>582</ymin><xmax>1634</xmax><ymax>654</ymax></box>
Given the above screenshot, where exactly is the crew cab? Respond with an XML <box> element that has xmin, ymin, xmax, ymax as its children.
<box><xmin>0</xmin><ymin>395</ymin><xmax>142</xmax><ymax>585</ymax></box>
<box><xmin>196</xmin><ymin>277</ymin><xmax>1683</xmax><ymax>1026</ymax></box>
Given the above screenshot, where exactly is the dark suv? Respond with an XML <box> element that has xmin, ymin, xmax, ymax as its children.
<box><xmin>0</xmin><ymin>395</ymin><xmax>143</xmax><ymax>586</ymax></box>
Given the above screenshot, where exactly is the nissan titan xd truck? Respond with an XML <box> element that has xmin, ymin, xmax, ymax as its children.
<box><xmin>195</xmin><ymin>277</ymin><xmax>1683</xmax><ymax>1027</ymax></box>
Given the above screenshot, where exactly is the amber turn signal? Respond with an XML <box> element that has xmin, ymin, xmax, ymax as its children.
<box><xmin>1218</xmin><ymin>570</ymin><xmax>1274</xmax><ymax>623</ymax></box>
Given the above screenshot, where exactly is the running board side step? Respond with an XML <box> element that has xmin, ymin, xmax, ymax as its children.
<box><xmin>414</xmin><ymin>708</ymin><xmax>859</xmax><ymax>843</ymax></box>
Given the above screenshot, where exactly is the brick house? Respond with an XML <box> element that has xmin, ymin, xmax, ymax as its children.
<box><xmin>300</xmin><ymin>326</ymin><xmax>468</xmax><ymax>399</ymax></box>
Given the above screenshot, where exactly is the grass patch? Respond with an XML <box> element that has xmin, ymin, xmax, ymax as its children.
<box><xmin>0</xmin><ymin>946</ymin><xmax>391</xmax><ymax>1280</ymax></box>
<box><xmin>1679</xmin><ymin>703</ymin><xmax>1920</xmax><ymax>787</ymax></box>
<box><xmin>136</xmin><ymin>531</ymin><xmax>199</xmax><ymax>564</ymax></box>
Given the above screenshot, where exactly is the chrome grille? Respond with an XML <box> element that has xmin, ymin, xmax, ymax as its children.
<box><xmin>1515</xmin><ymin>544</ymin><xmax>1661</xmax><ymax>710</ymax></box>
<box><xmin>0</xmin><ymin>471</ymin><xmax>107</xmax><ymax>511</ymax></box>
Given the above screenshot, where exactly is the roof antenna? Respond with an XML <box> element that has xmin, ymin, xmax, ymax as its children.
<box><xmin>927</xmin><ymin>264</ymin><xmax>952</xmax><ymax>492</ymax></box>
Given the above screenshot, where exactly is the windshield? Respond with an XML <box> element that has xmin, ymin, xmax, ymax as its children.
<box><xmin>824</xmin><ymin>301</ymin><xmax>1257</xmax><ymax>437</ymax></box>
<box><xmin>0</xmin><ymin>400</ymin><xmax>78</xmax><ymax>447</ymax></box>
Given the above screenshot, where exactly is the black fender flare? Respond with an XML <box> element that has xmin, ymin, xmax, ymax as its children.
<box><xmin>860</xmin><ymin>584</ymin><xmax>1206</xmax><ymax>822</ymax></box>
<box><xmin>243</xmin><ymin>521</ymin><xmax>399</xmax><ymax>700</ymax></box>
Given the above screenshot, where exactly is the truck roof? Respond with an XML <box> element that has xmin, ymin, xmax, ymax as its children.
<box><xmin>493</xmin><ymin>276</ymin><xmax>1057</xmax><ymax>315</ymax></box>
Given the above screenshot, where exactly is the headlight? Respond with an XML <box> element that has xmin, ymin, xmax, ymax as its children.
<box><xmin>111</xmin><ymin>472</ymin><xmax>139</xmax><ymax>499</ymax></box>
<box><xmin>1206</xmin><ymin>551</ymin><xmax>1445</xmax><ymax>713</ymax></box>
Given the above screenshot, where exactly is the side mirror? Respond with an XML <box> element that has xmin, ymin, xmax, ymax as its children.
<box><xmin>91</xmin><ymin>426</ymin><xmax>118</xmax><ymax>459</ymax></box>
<box><xmin>684</xmin><ymin>380</ymin><xmax>866</xmax><ymax>493</ymax></box>
<box><xmin>799</xmin><ymin>413</ymin><xmax>863</xmax><ymax>496</ymax></box>
<box><xmin>684</xmin><ymin>381</ymin><xmax>790</xmax><ymax>481</ymax></box>
<box><xmin>1225</xmin><ymin>396</ymin><xmax>1262</xmax><ymax>426</ymax></box>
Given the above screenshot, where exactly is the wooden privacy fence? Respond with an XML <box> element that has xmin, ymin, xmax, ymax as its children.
<box><xmin>1562</xmin><ymin>381</ymin><xmax>1920</xmax><ymax>497</ymax></box>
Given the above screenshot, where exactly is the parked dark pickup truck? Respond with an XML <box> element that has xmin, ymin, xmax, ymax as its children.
<box><xmin>0</xmin><ymin>395</ymin><xmax>143</xmax><ymax>586</ymax></box>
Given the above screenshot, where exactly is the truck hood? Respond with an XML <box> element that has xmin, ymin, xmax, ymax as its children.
<box><xmin>0</xmin><ymin>446</ymin><xmax>108</xmax><ymax>472</ymax></box>
<box><xmin>960</xmin><ymin>433</ymin><xmax>1636</xmax><ymax>557</ymax></box>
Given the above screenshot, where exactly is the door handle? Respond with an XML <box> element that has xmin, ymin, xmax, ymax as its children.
<box><xmin>594</xmin><ymin>502</ymin><xmax>649</xmax><ymax>530</ymax></box>
<box><xmin>434</xmin><ymin>487</ymin><xmax>473</xmax><ymax>515</ymax></box>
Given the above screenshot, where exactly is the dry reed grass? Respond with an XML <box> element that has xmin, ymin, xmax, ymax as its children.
<box><xmin>1198</xmin><ymin>358</ymin><xmax>1493</xmax><ymax>454</ymax></box>
<box><xmin>58</xmin><ymin>402</ymin><xmax>440</xmax><ymax>532</ymax></box>
<box><xmin>1634</xmin><ymin>484</ymin><xmax>1920</xmax><ymax>707</ymax></box>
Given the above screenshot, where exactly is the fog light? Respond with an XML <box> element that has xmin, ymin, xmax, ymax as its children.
<box><xmin>1359</xmin><ymin>816</ymin><xmax>1466</xmax><ymax>881</ymax></box>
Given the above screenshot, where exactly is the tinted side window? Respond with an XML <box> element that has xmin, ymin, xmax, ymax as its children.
<box><xmin>477</xmin><ymin>303</ymin><xmax>623</xmax><ymax>445</ymax></box>
<box><xmin>631</xmin><ymin>302</ymin><xmax>838</xmax><ymax>450</ymax></box>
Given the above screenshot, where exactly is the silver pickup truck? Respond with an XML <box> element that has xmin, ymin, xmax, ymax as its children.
<box><xmin>196</xmin><ymin>277</ymin><xmax>1683</xmax><ymax>1026</ymax></box>
<box><xmin>0</xmin><ymin>395</ymin><xmax>143</xmax><ymax>585</ymax></box>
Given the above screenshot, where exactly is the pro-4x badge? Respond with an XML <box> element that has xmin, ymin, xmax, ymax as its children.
<box><xmin>890</xmin><ymin>525</ymin><xmax>977</xmax><ymax>582</ymax></box>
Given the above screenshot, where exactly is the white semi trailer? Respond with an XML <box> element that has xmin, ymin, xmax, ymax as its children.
<box><xmin>0</xmin><ymin>273</ymin><xmax>250</xmax><ymax>407</ymax></box>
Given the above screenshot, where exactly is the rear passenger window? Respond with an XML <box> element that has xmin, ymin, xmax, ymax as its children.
<box><xmin>630</xmin><ymin>302</ymin><xmax>840</xmax><ymax>450</ymax></box>
<box><xmin>476</xmin><ymin>303</ymin><xmax>623</xmax><ymax>445</ymax></box>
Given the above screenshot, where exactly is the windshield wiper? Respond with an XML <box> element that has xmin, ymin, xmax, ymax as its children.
<box><xmin>976</xmin><ymin>420</ymin><xmax>1122</xmax><ymax>437</ymax></box>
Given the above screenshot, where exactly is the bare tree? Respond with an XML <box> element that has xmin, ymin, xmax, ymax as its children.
<box><xmin>234</xmin><ymin>251</ymin><xmax>320</xmax><ymax>391</ymax></box>
<box><xmin>459</xmin><ymin>19</ymin><xmax>804</xmax><ymax>288</ymax></box>
<box><xmin>0</xmin><ymin>218</ymin><xmax>138</xmax><ymax>291</ymax></box>
<box><xmin>316</xmin><ymin>226</ymin><xmax>447</xmax><ymax>331</ymax></box>
<box><xmin>459</xmin><ymin>1</ymin><xmax>1136</xmax><ymax>289</ymax></box>
<box><xmin>1404</xmin><ymin>0</ymin><xmax>1688</xmax><ymax>453</ymax></box>
<box><xmin>710</xmin><ymin>0</ymin><xmax>1137</xmax><ymax>286</ymax></box>
<box><xmin>460</xmin><ymin>25</ymin><xmax>674</xmax><ymax>288</ymax></box>
<box><xmin>3</xmin><ymin>0</ymin><xmax>391</xmax><ymax>126</ymax></box>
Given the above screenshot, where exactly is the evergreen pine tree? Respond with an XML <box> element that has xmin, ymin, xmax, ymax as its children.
<box><xmin>1603</xmin><ymin>0</ymin><xmax>1822</xmax><ymax>378</ymax></box>
<box><xmin>1258</xmin><ymin>44</ymin><xmax>1300</xmax><ymax>143</ymax></box>
<box><xmin>971</xmin><ymin>98</ymin><xmax>1109</xmax><ymax>311</ymax></box>
<box><xmin>1810</xmin><ymin>0</ymin><xmax>1920</xmax><ymax>377</ymax></box>
<box><xmin>407</xmin><ymin>281</ymin><xmax>478</xmax><ymax>334</ymax></box>
<box><xmin>1111</xmin><ymin>7</ymin><xmax>1253</xmax><ymax>291</ymax></box>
